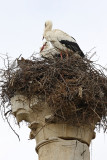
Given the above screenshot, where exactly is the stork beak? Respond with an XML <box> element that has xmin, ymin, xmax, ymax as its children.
<box><xmin>40</xmin><ymin>42</ymin><xmax>47</xmax><ymax>52</ymax></box>
<box><xmin>40</xmin><ymin>45</ymin><xmax>45</xmax><ymax>52</ymax></box>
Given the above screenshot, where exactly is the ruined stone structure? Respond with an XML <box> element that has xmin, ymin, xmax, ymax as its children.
<box><xmin>11</xmin><ymin>94</ymin><xmax>96</xmax><ymax>160</ymax></box>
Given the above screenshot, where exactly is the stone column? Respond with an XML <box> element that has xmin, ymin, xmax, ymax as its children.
<box><xmin>11</xmin><ymin>95</ymin><xmax>95</xmax><ymax>160</ymax></box>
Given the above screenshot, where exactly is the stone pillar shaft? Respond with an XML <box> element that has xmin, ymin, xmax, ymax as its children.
<box><xmin>36</xmin><ymin>138</ymin><xmax>90</xmax><ymax>160</ymax></box>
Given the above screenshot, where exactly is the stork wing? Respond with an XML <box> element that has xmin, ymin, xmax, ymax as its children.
<box><xmin>53</xmin><ymin>29</ymin><xmax>76</xmax><ymax>43</ymax></box>
<box><xmin>60</xmin><ymin>40</ymin><xmax>85</xmax><ymax>57</ymax></box>
<box><xmin>52</xmin><ymin>29</ymin><xmax>84</xmax><ymax>57</ymax></box>
<box><xmin>60</xmin><ymin>40</ymin><xmax>81</xmax><ymax>52</ymax></box>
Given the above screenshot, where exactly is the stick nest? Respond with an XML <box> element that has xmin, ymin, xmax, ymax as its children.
<box><xmin>1</xmin><ymin>53</ymin><xmax>107</xmax><ymax>130</ymax></box>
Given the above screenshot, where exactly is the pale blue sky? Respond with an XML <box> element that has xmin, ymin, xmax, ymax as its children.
<box><xmin>0</xmin><ymin>0</ymin><xmax>107</xmax><ymax>64</ymax></box>
<box><xmin>0</xmin><ymin>0</ymin><xmax>107</xmax><ymax>160</ymax></box>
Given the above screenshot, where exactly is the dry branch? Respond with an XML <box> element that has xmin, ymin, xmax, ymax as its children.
<box><xmin>0</xmin><ymin>52</ymin><xmax>107</xmax><ymax>131</ymax></box>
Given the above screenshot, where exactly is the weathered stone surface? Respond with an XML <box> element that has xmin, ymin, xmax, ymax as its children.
<box><xmin>36</xmin><ymin>138</ymin><xmax>90</xmax><ymax>160</ymax></box>
<box><xmin>34</xmin><ymin>124</ymin><xmax>95</xmax><ymax>145</ymax></box>
<box><xmin>11</xmin><ymin>95</ymin><xmax>51</xmax><ymax>124</ymax></box>
<box><xmin>11</xmin><ymin>94</ymin><xmax>95</xmax><ymax>160</ymax></box>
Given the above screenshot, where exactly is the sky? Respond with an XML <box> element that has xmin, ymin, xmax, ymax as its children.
<box><xmin>0</xmin><ymin>0</ymin><xmax>107</xmax><ymax>160</ymax></box>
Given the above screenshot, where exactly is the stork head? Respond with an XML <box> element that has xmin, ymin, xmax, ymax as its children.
<box><xmin>43</xmin><ymin>20</ymin><xmax>53</xmax><ymax>40</ymax></box>
<box><xmin>45</xmin><ymin>20</ymin><xmax>53</xmax><ymax>29</ymax></box>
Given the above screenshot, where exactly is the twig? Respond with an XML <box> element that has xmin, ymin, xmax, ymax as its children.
<box><xmin>6</xmin><ymin>117</ymin><xmax>20</xmax><ymax>141</ymax></box>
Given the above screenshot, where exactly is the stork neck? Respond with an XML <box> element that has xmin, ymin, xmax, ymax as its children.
<box><xmin>44</xmin><ymin>23</ymin><xmax>52</xmax><ymax>33</ymax></box>
<box><xmin>45</xmin><ymin>27</ymin><xmax>51</xmax><ymax>33</ymax></box>
<box><xmin>43</xmin><ymin>30</ymin><xmax>51</xmax><ymax>39</ymax></box>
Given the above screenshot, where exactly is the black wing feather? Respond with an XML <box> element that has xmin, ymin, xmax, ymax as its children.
<box><xmin>59</xmin><ymin>40</ymin><xmax>85</xmax><ymax>58</ymax></box>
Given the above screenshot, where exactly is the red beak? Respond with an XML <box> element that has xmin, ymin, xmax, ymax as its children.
<box><xmin>40</xmin><ymin>42</ymin><xmax>47</xmax><ymax>52</ymax></box>
<box><xmin>40</xmin><ymin>45</ymin><xmax>45</xmax><ymax>52</ymax></box>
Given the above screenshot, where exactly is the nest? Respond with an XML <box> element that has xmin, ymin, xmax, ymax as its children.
<box><xmin>0</xmin><ymin>53</ymin><xmax>107</xmax><ymax>130</ymax></box>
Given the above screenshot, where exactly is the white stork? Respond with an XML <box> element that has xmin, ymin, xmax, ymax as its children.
<box><xmin>42</xmin><ymin>20</ymin><xmax>85</xmax><ymax>58</ymax></box>
<box><xmin>40</xmin><ymin>41</ymin><xmax>59</xmax><ymax>59</ymax></box>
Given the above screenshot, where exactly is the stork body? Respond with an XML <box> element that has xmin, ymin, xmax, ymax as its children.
<box><xmin>43</xmin><ymin>21</ymin><xmax>85</xmax><ymax>58</ymax></box>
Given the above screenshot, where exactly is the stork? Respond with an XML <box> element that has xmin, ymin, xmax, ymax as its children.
<box><xmin>40</xmin><ymin>41</ymin><xmax>59</xmax><ymax>59</ymax></box>
<box><xmin>42</xmin><ymin>20</ymin><xmax>85</xmax><ymax>58</ymax></box>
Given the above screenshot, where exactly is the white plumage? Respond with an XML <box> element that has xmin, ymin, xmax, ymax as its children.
<box><xmin>43</xmin><ymin>21</ymin><xmax>85</xmax><ymax>58</ymax></box>
<box><xmin>40</xmin><ymin>41</ymin><xmax>59</xmax><ymax>59</ymax></box>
